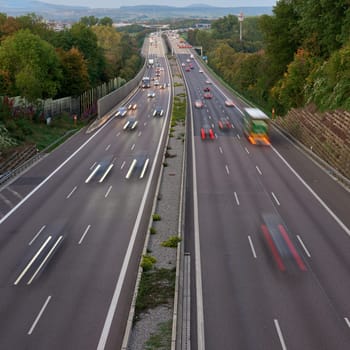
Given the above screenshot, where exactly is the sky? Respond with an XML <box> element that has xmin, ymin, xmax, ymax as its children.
<box><xmin>41</xmin><ymin>0</ymin><xmax>277</xmax><ymax>8</ymax></box>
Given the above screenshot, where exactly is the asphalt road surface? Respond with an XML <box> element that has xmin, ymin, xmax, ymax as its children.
<box><xmin>175</xmin><ymin>46</ymin><xmax>350</xmax><ymax>350</ymax></box>
<box><xmin>0</xmin><ymin>33</ymin><xmax>172</xmax><ymax>350</ymax></box>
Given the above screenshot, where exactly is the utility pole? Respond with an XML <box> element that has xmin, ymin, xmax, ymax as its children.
<box><xmin>238</xmin><ymin>12</ymin><xmax>244</xmax><ymax>42</ymax></box>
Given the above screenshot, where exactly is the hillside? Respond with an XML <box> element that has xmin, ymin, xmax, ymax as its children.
<box><xmin>0</xmin><ymin>1</ymin><xmax>272</xmax><ymax>20</ymax></box>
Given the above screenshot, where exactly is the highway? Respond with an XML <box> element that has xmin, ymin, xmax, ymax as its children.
<box><xmin>174</xmin><ymin>40</ymin><xmax>350</xmax><ymax>350</ymax></box>
<box><xmin>0</xmin><ymin>33</ymin><xmax>171</xmax><ymax>349</ymax></box>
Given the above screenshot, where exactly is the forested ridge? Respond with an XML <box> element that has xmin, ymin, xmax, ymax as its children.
<box><xmin>187</xmin><ymin>0</ymin><xmax>350</xmax><ymax>115</ymax></box>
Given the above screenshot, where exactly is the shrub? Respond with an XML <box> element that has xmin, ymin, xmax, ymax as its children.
<box><xmin>152</xmin><ymin>213</ymin><xmax>161</xmax><ymax>221</ymax></box>
<box><xmin>141</xmin><ymin>255</ymin><xmax>157</xmax><ymax>271</ymax></box>
<box><xmin>161</xmin><ymin>235</ymin><xmax>182</xmax><ymax>248</ymax></box>
<box><xmin>150</xmin><ymin>227</ymin><xmax>157</xmax><ymax>235</ymax></box>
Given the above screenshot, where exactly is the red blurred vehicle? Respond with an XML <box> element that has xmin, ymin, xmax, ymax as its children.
<box><xmin>203</xmin><ymin>87</ymin><xmax>210</xmax><ymax>92</ymax></box>
<box><xmin>218</xmin><ymin>118</ymin><xmax>232</xmax><ymax>130</ymax></box>
<box><xmin>204</xmin><ymin>92</ymin><xmax>213</xmax><ymax>99</ymax></box>
<box><xmin>201</xmin><ymin>124</ymin><xmax>215</xmax><ymax>140</ymax></box>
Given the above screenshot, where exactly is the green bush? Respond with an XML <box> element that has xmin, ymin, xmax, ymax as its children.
<box><xmin>161</xmin><ymin>235</ymin><xmax>182</xmax><ymax>248</ymax></box>
<box><xmin>150</xmin><ymin>227</ymin><xmax>157</xmax><ymax>235</ymax></box>
<box><xmin>141</xmin><ymin>255</ymin><xmax>157</xmax><ymax>271</ymax></box>
<box><xmin>152</xmin><ymin>213</ymin><xmax>161</xmax><ymax>221</ymax></box>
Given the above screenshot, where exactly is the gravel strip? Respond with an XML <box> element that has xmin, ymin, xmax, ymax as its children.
<box><xmin>128</xmin><ymin>56</ymin><xmax>186</xmax><ymax>350</ymax></box>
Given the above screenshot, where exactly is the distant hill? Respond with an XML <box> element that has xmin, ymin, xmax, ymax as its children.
<box><xmin>0</xmin><ymin>1</ymin><xmax>272</xmax><ymax>21</ymax></box>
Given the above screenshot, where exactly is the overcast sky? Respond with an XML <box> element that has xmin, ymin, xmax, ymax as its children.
<box><xmin>41</xmin><ymin>0</ymin><xmax>277</xmax><ymax>8</ymax></box>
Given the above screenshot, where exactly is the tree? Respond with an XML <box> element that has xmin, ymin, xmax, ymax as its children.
<box><xmin>211</xmin><ymin>15</ymin><xmax>239</xmax><ymax>40</ymax></box>
<box><xmin>99</xmin><ymin>17</ymin><xmax>113</xmax><ymax>27</ymax></box>
<box><xmin>57</xmin><ymin>47</ymin><xmax>90</xmax><ymax>97</ymax></box>
<box><xmin>259</xmin><ymin>0</ymin><xmax>301</xmax><ymax>79</ymax></box>
<box><xmin>0</xmin><ymin>29</ymin><xmax>61</xmax><ymax>101</ymax></box>
<box><xmin>80</xmin><ymin>16</ymin><xmax>99</xmax><ymax>27</ymax></box>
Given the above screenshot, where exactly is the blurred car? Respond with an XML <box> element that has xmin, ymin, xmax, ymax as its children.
<box><xmin>225</xmin><ymin>99</ymin><xmax>235</xmax><ymax>107</ymax></box>
<box><xmin>185</xmin><ymin>67</ymin><xmax>190</xmax><ymax>72</ymax></box>
<box><xmin>203</xmin><ymin>87</ymin><xmax>210</xmax><ymax>92</ymax></box>
<box><xmin>115</xmin><ymin>106</ymin><xmax>127</xmax><ymax>117</ymax></box>
<box><xmin>195</xmin><ymin>99</ymin><xmax>203</xmax><ymax>108</ymax></box>
<box><xmin>123</xmin><ymin>117</ymin><xmax>138</xmax><ymax>131</ymax></box>
<box><xmin>204</xmin><ymin>92</ymin><xmax>213</xmax><ymax>99</ymax></box>
<box><xmin>205</xmin><ymin>79</ymin><xmax>212</xmax><ymax>84</ymax></box>
<box><xmin>154</xmin><ymin>80</ymin><xmax>160</xmax><ymax>86</ymax></box>
<box><xmin>201</xmin><ymin>124</ymin><xmax>215</xmax><ymax>140</ymax></box>
<box><xmin>160</xmin><ymin>83</ymin><xmax>167</xmax><ymax>89</ymax></box>
<box><xmin>153</xmin><ymin>107</ymin><xmax>164</xmax><ymax>117</ymax></box>
<box><xmin>128</xmin><ymin>103</ymin><xmax>137</xmax><ymax>110</ymax></box>
<box><xmin>147</xmin><ymin>91</ymin><xmax>156</xmax><ymax>98</ymax></box>
<box><xmin>199</xmin><ymin>69</ymin><xmax>203</xmax><ymax>73</ymax></box>
<box><xmin>261</xmin><ymin>213</ymin><xmax>307</xmax><ymax>272</ymax></box>
<box><xmin>218</xmin><ymin>117</ymin><xmax>232</xmax><ymax>130</ymax></box>
<box><xmin>181</xmin><ymin>62</ymin><xmax>186</xmax><ymax>67</ymax></box>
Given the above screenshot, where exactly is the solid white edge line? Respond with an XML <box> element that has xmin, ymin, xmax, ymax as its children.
<box><xmin>27</xmin><ymin>235</ymin><xmax>63</xmax><ymax>285</ymax></box>
<box><xmin>79</xmin><ymin>224</ymin><xmax>91</xmax><ymax>245</ymax></box>
<box><xmin>248</xmin><ymin>235</ymin><xmax>257</xmax><ymax>258</ymax></box>
<box><xmin>66</xmin><ymin>186</ymin><xmax>77</xmax><ymax>199</ymax></box>
<box><xmin>0</xmin><ymin>115</ymin><xmax>116</xmax><ymax>226</ymax></box>
<box><xmin>97</xmin><ymin>57</ymin><xmax>172</xmax><ymax>350</ymax></box>
<box><xmin>99</xmin><ymin>164</ymin><xmax>114</xmax><ymax>183</ymax></box>
<box><xmin>125</xmin><ymin>159</ymin><xmax>137</xmax><ymax>179</ymax></box>
<box><xmin>296</xmin><ymin>235</ymin><xmax>311</xmax><ymax>258</ymax></box>
<box><xmin>344</xmin><ymin>317</ymin><xmax>350</xmax><ymax>328</ymax></box>
<box><xmin>14</xmin><ymin>236</ymin><xmax>52</xmax><ymax>285</ymax></box>
<box><xmin>271</xmin><ymin>192</ymin><xmax>280</xmax><ymax>206</ymax></box>
<box><xmin>104</xmin><ymin>185</ymin><xmax>113</xmax><ymax>198</ymax></box>
<box><xmin>28</xmin><ymin>296</ymin><xmax>52</xmax><ymax>335</ymax></box>
<box><xmin>272</xmin><ymin>145</ymin><xmax>350</xmax><ymax>237</ymax></box>
<box><xmin>85</xmin><ymin>164</ymin><xmax>101</xmax><ymax>183</ymax></box>
<box><xmin>29</xmin><ymin>225</ymin><xmax>46</xmax><ymax>246</ymax></box>
<box><xmin>274</xmin><ymin>319</ymin><xmax>287</xmax><ymax>350</ymax></box>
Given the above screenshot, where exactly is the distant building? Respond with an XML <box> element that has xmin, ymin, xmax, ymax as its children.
<box><xmin>194</xmin><ymin>23</ymin><xmax>211</xmax><ymax>29</ymax></box>
<box><xmin>45</xmin><ymin>20</ymin><xmax>72</xmax><ymax>32</ymax></box>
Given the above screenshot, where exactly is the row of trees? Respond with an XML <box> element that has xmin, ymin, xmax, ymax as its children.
<box><xmin>0</xmin><ymin>13</ymin><xmax>144</xmax><ymax>103</ymax></box>
<box><xmin>187</xmin><ymin>0</ymin><xmax>350</xmax><ymax>114</ymax></box>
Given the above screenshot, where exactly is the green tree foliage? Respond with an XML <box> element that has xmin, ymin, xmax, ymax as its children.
<box><xmin>305</xmin><ymin>42</ymin><xmax>350</xmax><ymax>110</ymax></box>
<box><xmin>68</xmin><ymin>23</ymin><xmax>107</xmax><ymax>85</ymax></box>
<box><xmin>56</xmin><ymin>47</ymin><xmax>90</xmax><ymax>97</ymax></box>
<box><xmin>272</xmin><ymin>49</ymin><xmax>316</xmax><ymax>113</ymax></box>
<box><xmin>294</xmin><ymin>0</ymin><xmax>350</xmax><ymax>57</ymax></box>
<box><xmin>259</xmin><ymin>1</ymin><xmax>301</xmax><ymax>80</ymax></box>
<box><xmin>80</xmin><ymin>16</ymin><xmax>99</xmax><ymax>27</ymax></box>
<box><xmin>0</xmin><ymin>29</ymin><xmax>61</xmax><ymax>101</ymax></box>
<box><xmin>211</xmin><ymin>15</ymin><xmax>239</xmax><ymax>40</ymax></box>
<box><xmin>98</xmin><ymin>17</ymin><xmax>113</xmax><ymax>27</ymax></box>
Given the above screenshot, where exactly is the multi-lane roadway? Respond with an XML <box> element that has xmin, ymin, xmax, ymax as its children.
<box><xmin>0</xmin><ymin>33</ymin><xmax>171</xmax><ymax>349</ymax></box>
<box><xmin>174</xmin><ymin>44</ymin><xmax>350</xmax><ymax>349</ymax></box>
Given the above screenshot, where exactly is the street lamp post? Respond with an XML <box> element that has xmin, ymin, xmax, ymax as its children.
<box><xmin>238</xmin><ymin>12</ymin><xmax>244</xmax><ymax>42</ymax></box>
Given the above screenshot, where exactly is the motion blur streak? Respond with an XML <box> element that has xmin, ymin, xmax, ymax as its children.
<box><xmin>278</xmin><ymin>225</ymin><xmax>307</xmax><ymax>271</ymax></box>
<box><xmin>261</xmin><ymin>224</ymin><xmax>285</xmax><ymax>271</ymax></box>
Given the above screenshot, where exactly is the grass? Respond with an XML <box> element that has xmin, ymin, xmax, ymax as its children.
<box><xmin>135</xmin><ymin>268</ymin><xmax>176</xmax><ymax>321</ymax></box>
<box><xmin>3</xmin><ymin>113</ymin><xmax>86</xmax><ymax>152</ymax></box>
<box><xmin>145</xmin><ymin>320</ymin><xmax>173</xmax><ymax>350</ymax></box>
<box><xmin>152</xmin><ymin>213</ymin><xmax>161</xmax><ymax>221</ymax></box>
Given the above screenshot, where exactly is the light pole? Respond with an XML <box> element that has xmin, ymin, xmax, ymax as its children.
<box><xmin>238</xmin><ymin>12</ymin><xmax>244</xmax><ymax>42</ymax></box>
